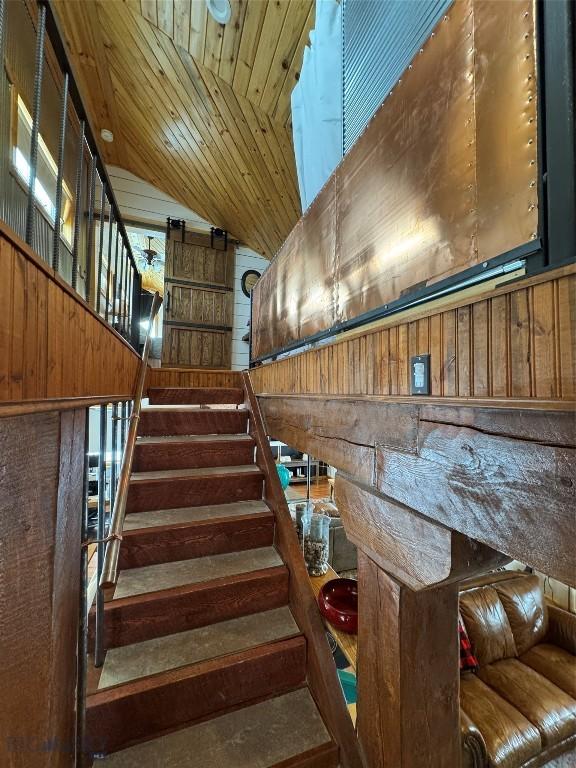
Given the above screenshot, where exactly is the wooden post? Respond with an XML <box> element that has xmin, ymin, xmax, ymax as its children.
<box><xmin>357</xmin><ymin>553</ymin><xmax>460</xmax><ymax>768</ymax></box>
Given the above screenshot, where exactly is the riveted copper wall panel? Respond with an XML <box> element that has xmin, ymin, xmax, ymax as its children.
<box><xmin>252</xmin><ymin>178</ymin><xmax>337</xmax><ymax>359</ymax></box>
<box><xmin>251</xmin><ymin>0</ymin><xmax>539</xmax><ymax>360</ymax></box>
<box><xmin>336</xmin><ymin>0</ymin><xmax>476</xmax><ymax>324</ymax></box>
<box><xmin>474</xmin><ymin>0</ymin><xmax>539</xmax><ymax>257</ymax></box>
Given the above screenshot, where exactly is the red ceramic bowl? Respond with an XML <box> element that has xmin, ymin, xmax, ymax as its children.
<box><xmin>317</xmin><ymin>578</ymin><xmax>358</xmax><ymax>635</ymax></box>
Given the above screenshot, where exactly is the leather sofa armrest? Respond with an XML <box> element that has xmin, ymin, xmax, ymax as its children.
<box><xmin>546</xmin><ymin>603</ymin><xmax>576</xmax><ymax>654</ymax></box>
<box><xmin>461</xmin><ymin>710</ymin><xmax>488</xmax><ymax>768</ymax></box>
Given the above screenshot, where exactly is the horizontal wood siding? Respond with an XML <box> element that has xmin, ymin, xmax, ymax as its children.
<box><xmin>251</xmin><ymin>268</ymin><xmax>576</xmax><ymax>402</ymax></box>
<box><xmin>0</xmin><ymin>224</ymin><xmax>139</xmax><ymax>404</ymax></box>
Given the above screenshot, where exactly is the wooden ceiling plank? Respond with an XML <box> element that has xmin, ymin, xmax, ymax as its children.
<box><xmin>173</xmin><ymin>0</ymin><xmax>191</xmax><ymax>51</ymax></box>
<box><xmin>54</xmin><ymin>0</ymin><xmax>127</xmax><ymax>166</ymax></box>
<box><xmin>260</xmin><ymin>0</ymin><xmax>312</xmax><ymax>117</ymax></box>
<box><xmin>188</xmin><ymin>0</ymin><xmax>207</xmax><ymax>61</ymax></box>
<box><xmin>99</xmin><ymin>7</ymin><xmax>234</xmax><ymax>221</ymax></box>
<box><xmin>140</xmin><ymin>0</ymin><xmax>158</xmax><ymax>26</ymax></box>
<box><xmin>239</xmin><ymin>98</ymin><xmax>301</xmax><ymax>222</ymax></box>
<box><xmin>147</xmin><ymin>29</ymin><xmax>279</xmax><ymax>250</ymax></box>
<box><xmin>231</xmin><ymin>0</ymin><xmax>267</xmax><ymax>98</ymax></box>
<box><xmin>196</xmin><ymin>63</ymin><xmax>293</xmax><ymax>239</ymax></box>
<box><xmin>204</xmin><ymin>10</ymin><xmax>225</xmax><ymax>73</ymax></box>
<box><xmin>156</xmin><ymin>0</ymin><xmax>174</xmax><ymax>38</ymax></box>
<box><xmin>246</xmin><ymin>0</ymin><xmax>290</xmax><ymax>107</ymax></box>
<box><xmin>218</xmin><ymin>0</ymin><xmax>248</xmax><ymax>85</ymax></box>
<box><xmin>272</xmin><ymin>2</ymin><xmax>314</xmax><ymax>124</ymax></box>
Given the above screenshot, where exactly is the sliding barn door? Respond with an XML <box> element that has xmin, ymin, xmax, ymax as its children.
<box><xmin>162</xmin><ymin>237</ymin><xmax>234</xmax><ymax>368</ymax></box>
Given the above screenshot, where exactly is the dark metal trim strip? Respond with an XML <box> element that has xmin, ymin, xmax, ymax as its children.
<box><xmin>250</xmin><ymin>242</ymin><xmax>540</xmax><ymax>365</ymax></box>
<box><xmin>164</xmin><ymin>320</ymin><xmax>233</xmax><ymax>332</ymax></box>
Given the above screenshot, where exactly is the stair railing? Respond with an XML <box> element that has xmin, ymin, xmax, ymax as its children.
<box><xmin>99</xmin><ymin>291</ymin><xmax>162</xmax><ymax>597</ymax></box>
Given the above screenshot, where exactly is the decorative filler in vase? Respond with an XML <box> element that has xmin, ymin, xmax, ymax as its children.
<box><xmin>304</xmin><ymin>513</ymin><xmax>330</xmax><ymax>576</ymax></box>
<box><xmin>276</xmin><ymin>462</ymin><xmax>291</xmax><ymax>490</ymax></box>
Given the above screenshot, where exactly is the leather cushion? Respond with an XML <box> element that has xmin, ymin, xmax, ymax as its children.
<box><xmin>478</xmin><ymin>659</ymin><xmax>576</xmax><ymax>748</ymax></box>
<box><xmin>493</xmin><ymin>575</ymin><xmax>548</xmax><ymax>656</ymax></box>
<box><xmin>521</xmin><ymin>644</ymin><xmax>576</xmax><ymax>699</ymax></box>
<box><xmin>460</xmin><ymin>587</ymin><xmax>517</xmax><ymax>667</ymax></box>
<box><xmin>461</xmin><ymin>673</ymin><xmax>541</xmax><ymax>768</ymax></box>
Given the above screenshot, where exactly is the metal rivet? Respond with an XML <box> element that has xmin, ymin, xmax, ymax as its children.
<box><xmin>528</xmin><ymin>95</ymin><xmax>533</xmax><ymax>102</ymax></box>
<box><xmin>530</xmin><ymin>160</ymin><xmax>535</xmax><ymax>166</ymax></box>
<box><xmin>531</xmin><ymin>232</ymin><xmax>537</xmax><ymax>239</ymax></box>
<box><xmin>482</xmin><ymin>262</ymin><xmax>488</xmax><ymax>268</ymax></box>
<box><xmin>409</xmin><ymin>64</ymin><xmax>413</xmax><ymax>70</ymax></box>
<box><xmin>528</xmin><ymin>138</ymin><xmax>533</xmax><ymax>144</ymax></box>
<box><xmin>528</xmin><ymin>204</ymin><xmax>535</xmax><ymax>211</ymax></box>
<box><xmin>527</xmin><ymin>74</ymin><xmax>532</xmax><ymax>81</ymax></box>
<box><xmin>444</xmin><ymin>15</ymin><xmax>449</xmax><ymax>21</ymax></box>
<box><xmin>530</xmin><ymin>181</ymin><xmax>536</xmax><ymax>188</ymax></box>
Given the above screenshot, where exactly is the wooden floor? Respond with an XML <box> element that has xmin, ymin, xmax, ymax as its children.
<box><xmin>285</xmin><ymin>477</ymin><xmax>332</xmax><ymax>502</ymax></box>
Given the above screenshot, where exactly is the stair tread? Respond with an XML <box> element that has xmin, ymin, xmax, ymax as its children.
<box><xmin>141</xmin><ymin>405</ymin><xmax>246</xmax><ymax>412</ymax></box>
<box><xmin>114</xmin><ymin>547</ymin><xmax>283</xmax><ymax>600</ymax></box>
<box><xmin>136</xmin><ymin>433</ymin><xmax>253</xmax><ymax>444</ymax></box>
<box><xmin>92</xmin><ymin>688</ymin><xmax>332</xmax><ymax>767</ymax></box>
<box><xmin>124</xmin><ymin>501</ymin><xmax>271</xmax><ymax>531</ymax></box>
<box><xmin>131</xmin><ymin>465</ymin><xmax>261</xmax><ymax>482</ymax></box>
<box><xmin>98</xmin><ymin>606</ymin><xmax>299</xmax><ymax>689</ymax></box>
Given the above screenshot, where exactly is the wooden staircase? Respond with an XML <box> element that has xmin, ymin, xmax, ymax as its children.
<box><xmin>86</xmin><ymin>384</ymin><xmax>341</xmax><ymax>767</ymax></box>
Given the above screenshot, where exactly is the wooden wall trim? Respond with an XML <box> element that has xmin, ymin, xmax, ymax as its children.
<box><xmin>250</xmin><ymin>267</ymin><xmax>576</xmax><ymax>402</ymax></box>
<box><xmin>0</xmin><ymin>223</ymin><xmax>140</xmax><ymax>403</ymax></box>
<box><xmin>0</xmin><ymin>220</ymin><xmax>138</xmax><ymax>358</ymax></box>
<box><xmin>0</xmin><ymin>396</ymin><xmax>133</xmax><ymax>419</ymax></box>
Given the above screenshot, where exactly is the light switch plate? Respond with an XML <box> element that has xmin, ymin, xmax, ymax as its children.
<box><xmin>411</xmin><ymin>354</ymin><xmax>430</xmax><ymax>395</ymax></box>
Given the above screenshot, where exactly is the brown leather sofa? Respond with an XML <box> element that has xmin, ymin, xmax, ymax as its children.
<box><xmin>458</xmin><ymin>572</ymin><xmax>576</xmax><ymax>768</ymax></box>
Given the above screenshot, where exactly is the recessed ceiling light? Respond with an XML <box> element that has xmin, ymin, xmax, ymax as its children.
<box><xmin>101</xmin><ymin>129</ymin><xmax>114</xmax><ymax>143</ymax></box>
<box><xmin>206</xmin><ymin>0</ymin><xmax>231</xmax><ymax>25</ymax></box>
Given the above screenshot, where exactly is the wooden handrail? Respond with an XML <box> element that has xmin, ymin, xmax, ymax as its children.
<box><xmin>100</xmin><ymin>291</ymin><xmax>162</xmax><ymax>589</ymax></box>
<box><xmin>241</xmin><ymin>371</ymin><xmax>365</xmax><ymax>768</ymax></box>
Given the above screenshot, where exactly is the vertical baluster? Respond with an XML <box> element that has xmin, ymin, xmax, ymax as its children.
<box><xmin>118</xmin><ymin>242</ymin><xmax>125</xmax><ymax>337</ymax></box>
<box><xmin>111</xmin><ymin>228</ymin><xmax>120</xmax><ymax>330</ymax></box>
<box><xmin>52</xmin><ymin>72</ymin><xmax>69</xmax><ymax>271</ymax></box>
<box><xmin>96</xmin><ymin>184</ymin><xmax>106</xmax><ymax>315</ymax></box>
<box><xmin>110</xmin><ymin>403</ymin><xmax>118</xmax><ymax>512</ymax></box>
<box><xmin>71</xmin><ymin>121</ymin><xmax>85</xmax><ymax>291</ymax></box>
<box><xmin>84</xmin><ymin>154</ymin><xmax>96</xmax><ymax>304</ymax></box>
<box><xmin>25</xmin><ymin>3</ymin><xmax>46</xmax><ymax>249</ymax></box>
<box><xmin>123</xmin><ymin>249</ymin><xmax>130</xmax><ymax>337</ymax></box>
<box><xmin>127</xmin><ymin>265</ymin><xmax>134</xmax><ymax>344</ymax></box>
<box><xmin>105</xmin><ymin>210</ymin><xmax>114</xmax><ymax>322</ymax></box>
<box><xmin>95</xmin><ymin>404</ymin><xmax>107</xmax><ymax>668</ymax></box>
<box><xmin>77</xmin><ymin>408</ymin><xmax>90</xmax><ymax>763</ymax></box>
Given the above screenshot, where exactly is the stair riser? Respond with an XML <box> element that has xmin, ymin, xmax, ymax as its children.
<box><xmin>118</xmin><ymin>514</ymin><xmax>275</xmax><ymax>569</ymax></box>
<box><xmin>148</xmin><ymin>387</ymin><xmax>244</xmax><ymax>405</ymax></box>
<box><xmin>133</xmin><ymin>439</ymin><xmax>255</xmax><ymax>472</ymax></box>
<box><xmin>272</xmin><ymin>743</ymin><xmax>339</xmax><ymax>768</ymax></box>
<box><xmin>126</xmin><ymin>474</ymin><xmax>263</xmax><ymax>513</ymax></box>
<box><xmin>139</xmin><ymin>410</ymin><xmax>248</xmax><ymax>436</ymax></box>
<box><xmin>86</xmin><ymin>638</ymin><xmax>307</xmax><ymax>754</ymax></box>
<box><xmin>93</xmin><ymin>567</ymin><xmax>289</xmax><ymax>649</ymax></box>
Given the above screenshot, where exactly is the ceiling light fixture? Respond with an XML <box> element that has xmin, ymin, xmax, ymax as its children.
<box><xmin>205</xmin><ymin>0</ymin><xmax>231</xmax><ymax>25</ymax></box>
<box><xmin>100</xmin><ymin>128</ymin><xmax>114</xmax><ymax>143</ymax></box>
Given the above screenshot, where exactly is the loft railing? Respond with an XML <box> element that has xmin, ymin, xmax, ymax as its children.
<box><xmin>0</xmin><ymin>0</ymin><xmax>141</xmax><ymax>345</ymax></box>
<box><xmin>96</xmin><ymin>292</ymin><xmax>162</xmax><ymax>641</ymax></box>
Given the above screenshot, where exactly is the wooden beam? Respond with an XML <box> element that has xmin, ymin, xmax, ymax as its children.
<box><xmin>357</xmin><ymin>553</ymin><xmax>460</xmax><ymax>768</ymax></box>
<box><xmin>375</xmin><ymin>420</ymin><xmax>576</xmax><ymax>586</ymax></box>
<box><xmin>257</xmin><ymin>393</ymin><xmax>576</xmax><ymax>585</ymax></box>
<box><xmin>335</xmin><ymin>474</ymin><xmax>508</xmax><ymax>590</ymax></box>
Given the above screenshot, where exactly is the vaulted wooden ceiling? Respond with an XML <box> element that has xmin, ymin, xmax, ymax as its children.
<box><xmin>53</xmin><ymin>0</ymin><xmax>314</xmax><ymax>257</ymax></box>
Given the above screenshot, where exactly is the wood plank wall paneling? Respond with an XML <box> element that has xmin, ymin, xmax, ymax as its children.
<box><xmin>250</xmin><ymin>268</ymin><xmax>576</xmax><ymax>402</ymax></box>
<box><xmin>145</xmin><ymin>367</ymin><xmax>242</xmax><ymax>391</ymax></box>
<box><xmin>0</xmin><ymin>224</ymin><xmax>140</xmax><ymax>405</ymax></box>
<box><xmin>0</xmin><ymin>409</ymin><xmax>84</xmax><ymax>768</ymax></box>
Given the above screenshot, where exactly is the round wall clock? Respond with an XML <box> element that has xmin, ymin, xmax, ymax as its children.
<box><xmin>241</xmin><ymin>269</ymin><xmax>261</xmax><ymax>297</ymax></box>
